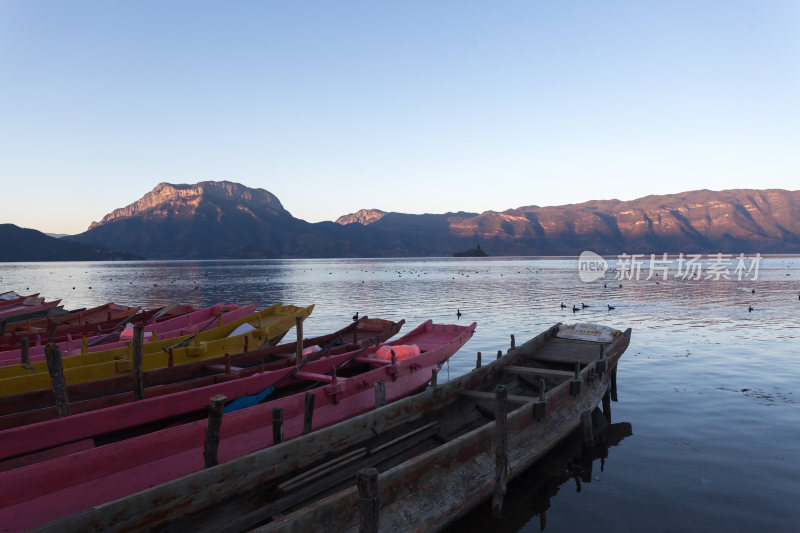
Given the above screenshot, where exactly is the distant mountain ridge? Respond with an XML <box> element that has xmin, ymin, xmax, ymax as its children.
<box><xmin>0</xmin><ymin>224</ymin><xmax>140</xmax><ymax>261</ymax></box>
<box><xmin>60</xmin><ymin>182</ymin><xmax>800</xmax><ymax>259</ymax></box>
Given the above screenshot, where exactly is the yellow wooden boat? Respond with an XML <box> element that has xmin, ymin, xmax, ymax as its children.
<box><xmin>0</xmin><ymin>303</ymin><xmax>313</xmax><ymax>397</ymax></box>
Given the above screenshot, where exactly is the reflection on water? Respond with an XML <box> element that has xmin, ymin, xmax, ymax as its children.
<box><xmin>1</xmin><ymin>256</ymin><xmax>799</xmax><ymax>531</ymax></box>
<box><xmin>445</xmin><ymin>410</ymin><xmax>633</xmax><ymax>533</ymax></box>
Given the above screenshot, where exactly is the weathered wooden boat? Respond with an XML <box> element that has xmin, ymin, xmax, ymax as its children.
<box><xmin>0</xmin><ymin>303</ymin><xmax>313</xmax><ymax>396</ymax></box>
<box><xmin>0</xmin><ymin>302</ymin><xmax>254</xmax><ymax>365</ymax></box>
<box><xmin>0</xmin><ymin>297</ymin><xmax>62</xmax><ymax>321</ymax></box>
<box><xmin>0</xmin><ymin>320</ymin><xmax>476</xmax><ymax>531</ymax></box>
<box><xmin>0</xmin><ymin>293</ymin><xmax>39</xmax><ymax>309</ymax></box>
<box><xmin>0</xmin><ymin>302</ymin><xmax>195</xmax><ymax>351</ymax></box>
<box><xmin>29</xmin><ymin>322</ymin><xmax>629</xmax><ymax>533</ymax></box>
<box><xmin>0</xmin><ymin>317</ymin><xmax>404</xmax><ymax>430</ymax></box>
<box><xmin>0</xmin><ymin>302</ymin><xmax>140</xmax><ymax>344</ymax></box>
<box><xmin>447</xmin><ymin>413</ymin><xmax>632</xmax><ymax>532</ymax></box>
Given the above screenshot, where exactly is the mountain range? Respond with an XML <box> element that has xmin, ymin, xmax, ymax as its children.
<box><xmin>5</xmin><ymin>181</ymin><xmax>800</xmax><ymax>260</ymax></box>
<box><xmin>0</xmin><ymin>224</ymin><xmax>140</xmax><ymax>262</ymax></box>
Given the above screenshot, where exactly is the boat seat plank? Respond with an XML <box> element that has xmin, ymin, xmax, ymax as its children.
<box><xmin>460</xmin><ymin>390</ymin><xmax>533</xmax><ymax>404</ymax></box>
<box><xmin>503</xmin><ymin>366</ymin><xmax>574</xmax><ymax>378</ymax></box>
<box><xmin>530</xmin><ymin>338</ymin><xmax>608</xmax><ymax>365</ymax></box>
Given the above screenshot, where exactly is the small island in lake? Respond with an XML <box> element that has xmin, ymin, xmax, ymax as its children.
<box><xmin>453</xmin><ymin>244</ymin><xmax>488</xmax><ymax>257</ymax></box>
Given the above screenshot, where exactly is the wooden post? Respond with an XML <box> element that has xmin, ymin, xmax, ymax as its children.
<box><xmin>602</xmin><ymin>385</ymin><xmax>612</xmax><ymax>422</ymax></box>
<box><xmin>430</xmin><ymin>367</ymin><xmax>438</xmax><ymax>388</ymax></box>
<box><xmin>132</xmin><ymin>324</ymin><xmax>145</xmax><ymax>401</ymax></box>
<box><xmin>0</xmin><ymin>319</ymin><xmax>5</xmax><ymax>336</ymax></box>
<box><xmin>20</xmin><ymin>337</ymin><xmax>30</xmax><ymax>367</ymax></box>
<box><xmin>571</xmin><ymin>361</ymin><xmax>582</xmax><ymax>396</ymax></box>
<box><xmin>203</xmin><ymin>394</ymin><xmax>226</xmax><ymax>467</ymax></box>
<box><xmin>48</xmin><ymin>321</ymin><xmax>59</xmax><ymax>343</ymax></box>
<box><xmin>303</xmin><ymin>392</ymin><xmax>315</xmax><ymax>434</ymax></box>
<box><xmin>581</xmin><ymin>410</ymin><xmax>594</xmax><ymax>447</ymax></box>
<box><xmin>510</xmin><ymin>334</ymin><xmax>515</xmax><ymax>349</ymax></box>
<box><xmin>610</xmin><ymin>368</ymin><xmax>618</xmax><ymax>401</ymax></box>
<box><xmin>44</xmin><ymin>343</ymin><xmax>71</xmax><ymax>417</ymax></box>
<box><xmin>492</xmin><ymin>384</ymin><xmax>508</xmax><ymax>519</ymax></box>
<box><xmin>272</xmin><ymin>407</ymin><xmax>284</xmax><ymax>444</ymax></box>
<box><xmin>533</xmin><ymin>378</ymin><xmax>547</xmax><ymax>420</ymax></box>
<box><xmin>476</xmin><ymin>351</ymin><xmax>482</xmax><ymax>369</ymax></box>
<box><xmin>168</xmin><ymin>347</ymin><xmax>174</xmax><ymax>368</ymax></box>
<box><xmin>357</xmin><ymin>468</ymin><xmax>379</xmax><ymax>533</ymax></box>
<box><xmin>596</xmin><ymin>344</ymin><xmax>606</xmax><ymax>376</ymax></box>
<box><xmin>374</xmin><ymin>380</ymin><xmax>386</xmax><ymax>408</ymax></box>
<box><xmin>224</xmin><ymin>353</ymin><xmax>231</xmax><ymax>374</ymax></box>
<box><xmin>497</xmin><ymin>350</ymin><xmax>502</xmax><ymax>360</ymax></box>
<box><xmin>390</xmin><ymin>349</ymin><xmax>396</xmax><ymax>366</ymax></box>
<box><xmin>295</xmin><ymin>316</ymin><xmax>304</xmax><ymax>367</ymax></box>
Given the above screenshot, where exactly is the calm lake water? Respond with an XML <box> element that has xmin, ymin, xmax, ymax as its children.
<box><xmin>1</xmin><ymin>256</ymin><xmax>799</xmax><ymax>532</ymax></box>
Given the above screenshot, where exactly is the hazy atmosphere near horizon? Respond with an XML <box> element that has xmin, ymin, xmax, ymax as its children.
<box><xmin>1</xmin><ymin>1</ymin><xmax>799</xmax><ymax>235</ymax></box>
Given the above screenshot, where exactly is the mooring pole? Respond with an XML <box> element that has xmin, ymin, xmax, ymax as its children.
<box><xmin>44</xmin><ymin>343</ymin><xmax>71</xmax><ymax>417</ymax></box>
<box><xmin>357</xmin><ymin>468</ymin><xmax>379</xmax><ymax>533</ymax></box>
<box><xmin>132</xmin><ymin>324</ymin><xmax>145</xmax><ymax>400</ymax></box>
<box><xmin>203</xmin><ymin>394</ymin><xmax>226</xmax><ymax>467</ymax></box>
<box><xmin>20</xmin><ymin>336</ymin><xmax>30</xmax><ymax>367</ymax></box>
<box><xmin>492</xmin><ymin>384</ymin><xmax>508</xmax><ymax>519</ymax></box>
<box><xmin>303</xmin><ymin>391</ymin><xmax>315</xmax><ymax>434</ymax></box>
<box><xmin>295</xmin><ymin>316</ymin><xmax>304</xmax><ymax>367</ymax></box>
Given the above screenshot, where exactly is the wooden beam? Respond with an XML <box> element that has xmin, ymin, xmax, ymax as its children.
<box><xmin>461</xmin><ymin>390</ymin><xmax>533</xmax><ymax>404</ymax></box>
<box><xmin>503</xmin><ymin>366</ymin><xmax>573</xmax><ymax>378</ymax></box>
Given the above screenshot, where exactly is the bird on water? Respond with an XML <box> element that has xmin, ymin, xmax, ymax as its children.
<box><xmin>581</xmin><ymin>302</ymin><xmax>589</xmax><ymax>308</ymax></box>
<box><xmin>560</xmin><ymin>302</ymin><xmax>567</xmax><ymax>309</ymax></box>
<box><xmin>352</xmin><ymin>312</ymin><xmax>359</xmax><ymax>321</ymax></box>
<box><xmin>456</xmin><ymin>309</ymin><xmax>462</xmax><ymax>319</ymax></box>
<box><xmin>608</xmin><ymin>304</ymin><xmax>615</xmax><ymax>310</ymax></box>
<box><xmin>572</xmin><ymin>305</ymin><xmax>579</xmax><ymax>312</ymax></box>
<box><xmin>748</xmin><ymin>306</ymin><xmax>754</xmax><ymax>312</ymax></box>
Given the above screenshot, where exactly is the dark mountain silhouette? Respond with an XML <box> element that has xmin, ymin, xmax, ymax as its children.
<box><xmin>0</xmin><ymin>224</ymin><xmax>140</xmax><ymax>261</ymax></box>
<box><xmin>62</xmin><ymin>181</ymin><xmax>800</xmax><ymax>259</ymax></box>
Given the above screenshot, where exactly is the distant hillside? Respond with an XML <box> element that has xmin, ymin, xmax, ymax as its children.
<box><xmin>0</xmin><ymin>224</ymin><xmax>140</xmax><ymax>261</ymax></box>
<box><xmin>64</xmin><ymin>181</ymin><xmax>800</xmax><ymax>259</ymax></box>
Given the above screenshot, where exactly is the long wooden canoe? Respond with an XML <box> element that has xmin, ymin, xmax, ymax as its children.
<box><xmin>0</xmin><ymin>317</ymin><xmax>404</xmax><ymax>430</ymax></box>
<box><xmin>0</xmin><ymin>298</ymin><xmax>62</xmax><ymax>321</ymax></box>
<box><xmin>0</xmin><ymin>303</ymin><xmax>195</xmax><ymax>350</ymax></box>
<box><xmin>0</xmin><ymin>320</ymin><xmax>475</xmax><ymax>530</ymax></box>
<box><xmin>30</xmin><ymin>322</ymin><xmax>629</xmax><ymax>533</ymax></box>
<box><xmin>0</xmin><ymin>302</ymin><xmax>255</xmax><ymax>365</ymax></box>
<box><xmin>0</xmin><ymin>302</ymin><xmax>140</xmax><ymax>344</ymax></box>
<box><xmin>0</xmin><ymin>293</ymin><xmax>39</xmax><ymax>309</ymax></box>
<box><xmin>0</xmin><ymin>303</ymin><xmax>313</xmax><ymax>396</ymax></box>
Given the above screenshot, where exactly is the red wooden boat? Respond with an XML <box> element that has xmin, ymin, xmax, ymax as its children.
<box><xmin>0</xmin><ymin>317</ymin><xmax>404</xmax><ymax>430</ymax></box>
<box><xmin>0</xmin><ymin>293</ymin><xmax>39</xmax><ymax>309</ymax></box>
<box><xmin>0</xmin><ymin>297</ymin><xmax>62</xmax><ymax>321</ymax></box>
<box><xmin>0</xmin><ymin>302</ymin><xmax>143</xmax><ymax>350</ymax></box>
<box><xmin>0</xmin><ymin>320</ymin><xmax>476</xmax><ymax>531</ymax></box>
<box><xmin>0</xmin><ymin>302</ymin><xmax>254</xmax><ymax>366</ymax></box>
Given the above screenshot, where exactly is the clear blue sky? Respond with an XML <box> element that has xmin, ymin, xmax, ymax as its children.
<box><xmin>1</xmin><ymin>1</ymin><xmax>798</xmax><ymax>235</ymax></box>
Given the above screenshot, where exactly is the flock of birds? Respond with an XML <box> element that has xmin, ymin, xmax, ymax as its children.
<box><xmin>560</xmin><ymin>302</ymin><xmax>615</xmax><ymax>312</ymax></box>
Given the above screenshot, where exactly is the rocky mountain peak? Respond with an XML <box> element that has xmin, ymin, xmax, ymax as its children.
<box><xmin>335</xmin><ymin>209</ymin><xmax>387</xmax><ymax>226</ymax></box>
<box><xmin>89</xmin><ymin>180</ymin><xmax>288</xmax><ymax>229</ymax></box>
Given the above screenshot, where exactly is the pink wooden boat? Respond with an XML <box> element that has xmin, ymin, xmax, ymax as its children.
<box><xmin>0</xmin><ymin>297</ymin><xmax>61</xmax><ymax>320</ymax></box>
<box><xmin>0</xmin><ymin>302</ymin><xmax>257</xmax><ymax>366</ymax></box>
<box><xmin>0</xmin><ymin>320</ymin><xmax>476</xmax><ymax>531</ymax></box>
<box><xmin>0</xmin><ymin>293</ymin><xmax>39</xmax><ymax>308</ymax></box>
